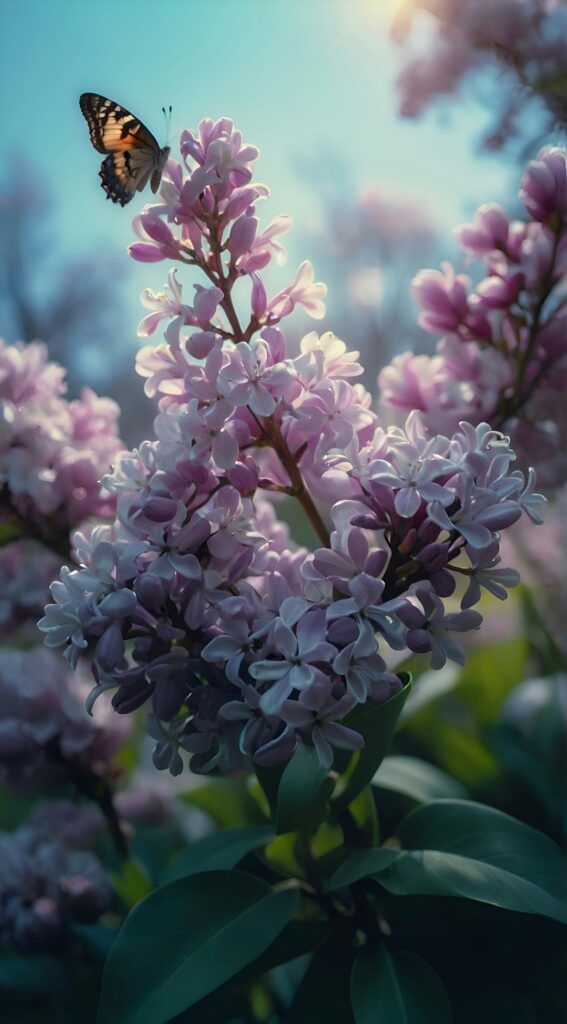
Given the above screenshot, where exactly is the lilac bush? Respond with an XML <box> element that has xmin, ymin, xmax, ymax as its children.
<box><xmin>0</xmin><ymin>341</ymin><xmax>133</xmax><ymax>865</ymax></box>
<box><xmin>379</xmin><ymin>146</ymin><xmax>567</xmax><ymax>484</ymax></box>
<box><xmin>39</xmin><ymin>118</ymin><xmax>546</xmax><ymax>778</ymax></box>
<box><xmin>393</xmin><ymin>0</ymin><xmax>567</xmax><ymax>151</ymax></box>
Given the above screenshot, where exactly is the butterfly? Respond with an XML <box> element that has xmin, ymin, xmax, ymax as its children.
<box><xmin>79</xmin><ymin>93</ymin><xmax>170</xmax><ymax>206</ymax></box>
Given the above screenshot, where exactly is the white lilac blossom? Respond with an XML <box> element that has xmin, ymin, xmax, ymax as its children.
<box><xmin>39</xmin><ymin>118</ymin><xmax>545</xmax><ymax>776</ymax></box>
<box><xmin>379</xmin><ymin>147</ymin><xmax>567</xmax><ymax>485</ymax></box>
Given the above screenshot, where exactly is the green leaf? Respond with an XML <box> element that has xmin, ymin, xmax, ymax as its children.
<box><xmin>399</xmin><ymin>676</ymin><xmax>500</xmax><ymax>789</ymax></box>
<box><xmin>111</xmin><ymin>858</ymin><xmax>152</xmax><ymax>909</ymax></box>
<box><xmin>263</xmin><ymin>831</ymin><xmax>305</xmax><ymax>877</ymax></box>
<box><xmin>97</xmin><ymin>869</ymin><xmax>298</xmax><ymax>1024</ymax></box>
<box><xmin>162</xmin><ymin>826</ymin><xmax>274</xmax><ymax>883</ymax></box>
<box><xmin>375</xmin><ymin>800</ymin><xmax>567</xmax><ymax>924</ymax></box>
<box><xmin>276</xmin><ymin>743</ymin><xmax>334</xmax><ymax>835</ymax></box>
<box><xmin>518</xmin><ymin>585</ymin><xmax>565</xmax><ymax>675</ymax></box>
<box><xmin>346</xmin><ymin>784</ymin><xmax>379</xmax><ymax>845</ymax></box>
<box><xmin>373</xmin><ymin>756</ymin><xmax>468</xmax><ymax>803</ymax></box>
<box><xmin>173</xmin><ymin>921</ymin><xmax>328</xmax><ymax>1024</ymax></box>
<box><xmin>287</xmin><ymin>932</ymin><xmax>355</xmax><ymax>1023</ymax></box>
<box><xmin>255</xmin><ymin>761</ymin><xmax>286</xmax><ymax>820</ymax></box>
<box><xmin>325</xmin><ymin>847</ymin><xmax>401</xmax><ymax>892</ymax></box>
<box><xmin>456</xmin><ymin>637</ymin><xmax>528</xmax><ymax>724</ymax></box>
<box><xmin>0</xmin><ymin>955</ymin><xmax>67</xmax><ymax>995</ymax></box>
<box><xmin>0</xmin><ymin>518</ymin><xmax>24</xmax><ymax>549</ymax></box>
<box><xmin>351</xmin><ymin>945</ymin><xmax>453</xmax><ymax>1023</ymax></box>
<box><xmin>333</xmin><ymin>677</ymin><xmax>411</xmax><ymax>813</ymax></box>
<box><xmin>398</xmin><ymin>638</ymin><xmax>529</xmax><ymax>790</ymax></box>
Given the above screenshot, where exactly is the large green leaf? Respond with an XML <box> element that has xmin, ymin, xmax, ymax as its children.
<box><xmin>162</xmin><ymin>826</ymin><xmax>274</xmax><ymax>883</ymax></box>
<box><xmin>351</xmin><ymin>945</ymin><xmax>452</xmax><ymax>1023</ymax></box>
<box><xmin>374</xmin><ymin>800</ymin><xmax>567</xmax><ymax>924</ymax></box>
<box><xmin>333</xmin><ymin>678</ymin><xmax>411</xmax><ymax>813</ymax></box>
<box><xmin>173</xmin><ymin>921</ymin><xmax>328</xmax><ymax>1024</ymax></box>
<box><xmin>324</xmin><ymin>847</ymin><xmax>402</xmax><ymax>892</ymax></box>
<box><xmin>97</xmin><ymin>869</ymin><xmax>298</xmax><ymax>1024</ymax></box>
<box><xmin>373</xmin><ymin>756</ymin><xmax>467</xmax><ymax>803</ymax></box>
<box><xmin>276</xmin><ymin>743</ymin><xmax>334</xmax><ymax>835</ymax></box>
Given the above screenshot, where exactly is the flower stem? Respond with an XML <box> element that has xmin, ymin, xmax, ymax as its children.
<box><xmin>46</xmin><ymin>740</ymin><xmax>129</xmax><ymax>860</ymax></box>
<box><xmin>495</xmin><ymin>222</ymin><xmax>562</xmax><ymax>426</ymax></box>
<box><xmin>262</xmin><ymin>416</ymin><xmax>330</xmax><ymax>547</ymax></box>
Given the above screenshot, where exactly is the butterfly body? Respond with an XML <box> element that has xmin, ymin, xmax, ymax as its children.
<box><xmin>80</xmin><ymin>93</ymin><xmax>170</xmax><ymax>206</ymax></box>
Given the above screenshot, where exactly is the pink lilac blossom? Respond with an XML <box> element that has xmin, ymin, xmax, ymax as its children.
<box><xmin>39</xmin><ymin>118</ymin><xmax>544</xmax><ymax>776</ymax></box>
<box><xmin>0</xmin><ymin>340</ymin><xmax>123</xmax><ymax>540</ymax></box>
<box><xmin>392</xmin><ymin>0</ymin><xmax>567</xmax><ymax>151</ymax></box>
<box><xmin>379</xmin><ymin>147</ymin><xmax>567</xmax><ymax>484</ymax></box>
<box><xmin>0</xmin><ymin>800</ymin><xmax>111</xmax><ymax>954</ymax></box>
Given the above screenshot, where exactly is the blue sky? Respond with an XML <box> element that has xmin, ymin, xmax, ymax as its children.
<box><xmin>1</xmin><ymin>0</ymin><xmax>514</xmax><ymax>360</ymax></box>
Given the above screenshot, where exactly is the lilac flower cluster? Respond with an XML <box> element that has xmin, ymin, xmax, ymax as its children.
<box><xmin>0</xmin><ymin>800</ymin><xmax>111</xmax><ymax>954</ymax></box>
<box><xmin>40</xmin><ymin>119</ymin><xmax>544</xmax><ymax>776</ymax></box>
<box><xmin>0</xmin><ymin>540</ymin><xmax>62</xmax><ymax>641</ymax></box>
<box><xmin>393</xmin><ymin>0</ymin><xmax>567</xmax><ymax>150</ymax></box>
<box><xmin>379</xmin><ymin>147</ymin><xmax>567</xmax><ymax>483</ymax></box>
<box><xmin>0</xmin><ymin>647</ymin><xmax>129</xmax><ymax>790</ymax></box>
<box><xmin>0</xmin><ymin>340</ymin><xmax>123</xmax><ymax>542</ymax></box>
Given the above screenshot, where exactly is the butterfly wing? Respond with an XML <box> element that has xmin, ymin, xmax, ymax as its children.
<box><xmin>79</xmin><ymin>93</ymin><xmax>166</xmax><ymax>206</ymax></box>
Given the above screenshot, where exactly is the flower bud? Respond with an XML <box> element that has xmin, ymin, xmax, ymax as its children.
<box><xmin>519</xmin><ymin>147</ymin><xmax>567</xmax><ymax>222</ymax></box>
<box><xmin>228</xmin><ymin>214</ymin><xmax>258</xmax><ymax>259</ymax></box>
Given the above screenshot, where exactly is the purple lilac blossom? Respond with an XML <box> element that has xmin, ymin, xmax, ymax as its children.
<box><xmin>39</xmin><ymin>118</ymin><xmax>544</xmax><ymax>776</ymax></box>
<box><xmin>0</xmin><ymin>340</ymin><xmax>123</xmax><ymax>537</ymax></box>
<box><xmin>0</xmin><ymin>647</ymin><xmax>130</xmax><ymax>789</ymax></box>
<box><xmin>0</xmin><ymin>540</ymin><xmax>62</xmax><ymax>641</ymax></box>
<box><xmin>0</xmin><ymin>800</ymin><xmax>111</xmax><ymax>954</ymax></box>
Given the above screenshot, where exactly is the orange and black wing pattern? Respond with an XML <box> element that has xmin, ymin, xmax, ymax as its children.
<box><xmin>79</xmin><ymin>93</ymin><xmax>167</xmax><ymax>206</ymax></box>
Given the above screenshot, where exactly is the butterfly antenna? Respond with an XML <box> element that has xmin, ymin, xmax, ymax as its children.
<box><xmin>162</xmin><ymin>104</ymin><xmax>173</xmax><ymax>144</ymax></box>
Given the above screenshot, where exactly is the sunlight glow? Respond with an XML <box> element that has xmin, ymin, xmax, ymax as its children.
<box><xmin>350</xmin><ymin>0</ymin><xmax>414</xmax><ymax>31</ymax></box>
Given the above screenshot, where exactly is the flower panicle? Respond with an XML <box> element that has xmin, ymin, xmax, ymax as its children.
<box><xmin>379</xmin><ymin>147</ymin><xmax>567</xmax><ymax>485</ymax></box>
<box><xmin>37</xmin><ymin>121</ymin><xmax>548</xmax><ymax>777</ymax></box>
